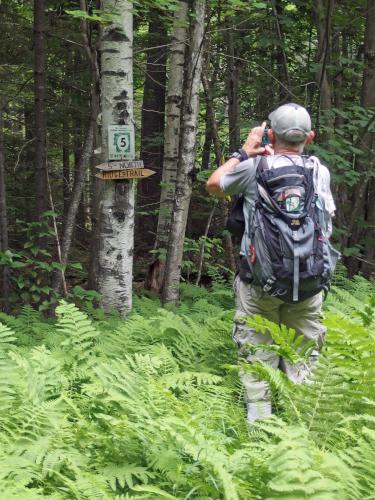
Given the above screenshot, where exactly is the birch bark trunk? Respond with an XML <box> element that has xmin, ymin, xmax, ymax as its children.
<box><xmin>97</xmin><ymin>0</ymin><xmax>134</xmax><ymax>316</ymax></box>
<box><xmin>162</xmin><ymin>0</ymin><xmax>206</xmax><ymax>304</ymax></box>
<box><xmin>145</xmin><ymin>0</ymin><xmax>189</xmax><ymax>292</ymax></box>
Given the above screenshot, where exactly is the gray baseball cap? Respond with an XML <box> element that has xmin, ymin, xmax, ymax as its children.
<box><xmin>269</xmin><ymin>103</ymin><xmax>311</xmax><ymax>143</ymax></box>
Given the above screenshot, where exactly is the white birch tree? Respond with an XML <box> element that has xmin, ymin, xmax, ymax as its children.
<box><xmin>146</xmin><ymin>0</ymin><xmax>189</xmax><ymax>292</ymax></box>
<box><xmin>97</xmin><ymin>0</ymin><xmax>134</xmax><ymax>316</ymax></box>
<box><xmin>162</xmin><ymin>0</ymin><xmax>206</xmax><ymax>304</ymax></box>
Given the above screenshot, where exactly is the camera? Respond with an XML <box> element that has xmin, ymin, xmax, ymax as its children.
<box><xmin>261</xmin><ymin>127</ymin><xmax>270</xmax><ymax>147</ymax></box>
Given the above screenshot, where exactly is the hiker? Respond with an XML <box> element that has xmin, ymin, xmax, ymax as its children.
<box><xmin>206</xmin><ymin>103</ymin><xmax>338</xmax><ymax>422</ymax></box>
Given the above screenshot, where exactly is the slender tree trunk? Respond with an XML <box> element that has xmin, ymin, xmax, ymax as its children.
<box><xmin>346</xmin><ymin>0</ymin><xmax>375</xmax><ymax>276</ymax></box>
<box><xmin>34</xmin><ymin>0</ymin><xmax>48</xmax><ymax>219</ymax></box>
<box><xmin>0</xmin><ymin>110</ymin><xmax>9</xmax><ymax>310</ymax></box>
<box><xmin>331</xmin><ymin>31</ymin><xmax>349</xmax><ymax>248</ymax></box>
<box><xmin>271</xmin><ymin>0</ymin><xmax>291</xmax><ymax>100</ymax></box>
<box><xmin>52</xmin><ymin>0</ymin><xmax>99</xmax><ymax>294</ymax></box>
<box><xmin>139</xmin><ymin>13</ymin><xmax>167</xmax><ymax>207</ymax></box>
<box><xmin>52</xmin><ymin>115</ymin><xmax>95</xmax><ymax>294</ymax></box>
<box><xmin>226</xmin><ymin>21</ymin><xmax>241</xmax><ymax>152</ymax></box>
<box><xmin>202</xmin><ymin>71</ymin><xmax>236</xmax><ymax>271</ymax></box>
<box><xmin>201</xmin><ymin>106</ymin><xmax>213</xmax><ymax>170</ymax></box>
<box><xmin>195</xmin><ymin>203</ymin><xmax>215</xmax><ymax>286</ymax></box>
<box><xmin>145</xmin><ymin>0</ymin><xmax>189</xmax><ymax>293</ymax></box>
<box><xmin>313</xmin><ymin>0</ymin><xmax>334</xmax><ymax>137</ymax></box>
<box><xmin>135</xmin><ymin>13</ymin><xmax>168</xmax><ymax>259</ymax></box>
<box><xmin>62</xmin><ymin>44</ymin><xmax>72</xmax><ymax>223</ymax></box>
<box><xmin>202</xmin><ymin>71</ymin><xmax>221</xmax><ymax>167</ymax></box>
<box><xmin>96</xmin><ymin>0</ymin><xmax>134</xmax><ymax>316</ymax></box>
<box><xmin>62</xmin><ymin>117</ymin><xmax>70</xmax><ymax>222</ymax></box>
<box><xmin>162</xmin><ymin>0</ymin><xmax>206</xmax><ymax>304</ymax></box>
<box><xmin>359</xmin><ymin>0</ymin><xmax>375</xmax><ymax>276</ymax></box>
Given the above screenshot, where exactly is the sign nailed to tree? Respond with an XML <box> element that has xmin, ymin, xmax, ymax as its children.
<box><xmin>95</xmin><ymin>168</ymin><xmax>155</xmax><ymax>180</ymax></box>
<box><xmin>108</xmin><ymin>125</ymin><xmax>135</xmax><ymax>160</ymax></box>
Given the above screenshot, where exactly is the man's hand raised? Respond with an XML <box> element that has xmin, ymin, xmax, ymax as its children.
<box><xmin>241</xmin><ymin>121</ymin><xmax>274</xmax><ymax>157</ymax></box>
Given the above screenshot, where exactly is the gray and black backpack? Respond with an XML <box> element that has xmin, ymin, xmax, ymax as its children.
<box><xmin>244</xmin><ymin>155</ymin><xmax>340</xmax><ymax>303</ymax></box>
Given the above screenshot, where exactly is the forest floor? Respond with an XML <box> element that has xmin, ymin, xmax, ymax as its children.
<box><xmin>0</xmin><ymin>276</ymin><xmax>374</xmax><ymax>499</ymax></box>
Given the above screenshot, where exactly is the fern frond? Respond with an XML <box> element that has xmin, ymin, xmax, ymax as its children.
<box><xmin>55</xmin><ymin>301</ymin><xmax>99</xmax><ymax>363</ymax></box>
<box><xmin>0</xmin><ymin>322</ymin><xmax>17</xmax><ymax>349</ymax></box>
<box><xmin>102</xmin><ymin>463</ymin><xmax>153</xmax><ymax>491</ymax></box>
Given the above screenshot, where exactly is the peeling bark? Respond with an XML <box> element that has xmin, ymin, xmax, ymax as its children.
<box><xmin>145</xmin><ymin>0</ymin><xmax>189</xmax><ymax>293</ymax></box>
<box><xmin>162</xmin><ymin>0</ymin><xmax>206</xmax><ymax>304</ymax></box>
<box><xmin>97</xmin><ymin>0</ymin><xmax>134</xmax><ymax>316</ymax></box>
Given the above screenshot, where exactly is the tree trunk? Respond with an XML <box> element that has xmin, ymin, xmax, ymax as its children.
<box><xmin>162</xmin><ymin>0</ymin><xmax>206</xmax><ymax>304</ymax></box>
<box><xmin>195</xmin><ymin>203</ymin><xmax>215</xmax><ymax>286</ymax></box>
<box><xmin>313</xmin><ymin>0</ymin><xmax>334</xmax><ymax>137</ymax></box>
<box><xmin>202</xmin><ymin>71</ymin><xmax>236</xmax><ymax>272</ymax></box>
<box><xmin>145</xmin><ymin>0</ymin><xmax>189</xmax><ymax>293</ymax></box>
<box><xmin>34</xmin><ymin>0</ymin><xmax>48</xmax><ymax>219</ymax></box>
<box><xmin>271</xmin><ymin>0</ymin><xmax>291</xmax><ymax>100</ymax></box>
<box><xmin>0</xmin><ymin>110</ymin><xmax>9</xmax><ymax>310</ymax></box>
<box><xmin>52</xmin><ymin>0</ymin><xmax>99</xmax><ymax>294</ymax></box>
<box><xmin>226</xmin><ymin>21</ymin><xmax>241</xmax><ymax>152</ymax></box>
<box><xmin>139</xmin><ymin>13</ymin><xmax>167</xmax><ymax>208</ymax></box>
<box><xmin>52</xmin><ymin>114</ymin><xmax>95</xmax><ymax>294</ymax></box>
<box><xmin>62</xmin><ymin>116</ymin><xmax>70</xmax><ymax>223</ymax></box>
<box><xmin>359</xmin><ymin>0</ymin><xmax>375</xmax><ymax>276</ymax></box>
<box><xmin>96</xmin><ymin>0</ymin><xmax>134</xmax><ymax>316</ymax></box>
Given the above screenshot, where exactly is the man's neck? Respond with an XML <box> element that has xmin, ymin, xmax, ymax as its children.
<box><xmin>273</xmin><ymin>147</ymin><xmax>303</xmax><ymax>155</ymax></box>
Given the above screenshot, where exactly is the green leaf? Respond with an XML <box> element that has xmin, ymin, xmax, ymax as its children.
<box><xmin>285</xmin><ymin>3</ymin><xmax>297</xmax><ymax>11</ymax></box>
<box><xmin>69</xmin><ymin>262</ymin><xmax>83</xmax><ymax>270</ymax></box>
<box><xmin>131</xmin><ymin>485</ymin><xmax>179</xmax><ymax>499</ymax></box>
<box><xmin>10</xmin><ymin>261</ymin><xmax>27</xmax><ymax>269</ymax></box>
<box><xmin>253</xmin><ymin>1</ymin><xmax>267</xmax><ymax>8</ymax></box>
<box><xmin>52</xmin><ymin>262</ymin><xmax>66</xmax><ymax>272</ymax></box>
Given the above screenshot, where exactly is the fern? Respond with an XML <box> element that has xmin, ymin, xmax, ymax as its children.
<box><xmin>0</xmin><ymin>279</ymin><xmax>374</xmax><ymax>498</ymax></box>
<box><xmin>0</xmin><ymin>321</ymin><xmax>17</xmax><ymax>348</ymax></box>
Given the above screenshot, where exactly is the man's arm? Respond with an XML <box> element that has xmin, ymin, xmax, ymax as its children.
<box><xmin>206</xmin><ymin>121</ymin><xmax>273</xmax><ymax>196</ymax></box>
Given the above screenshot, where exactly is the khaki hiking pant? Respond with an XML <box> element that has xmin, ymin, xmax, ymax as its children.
<box><xmin>233</xmin><ymin>275</ymin><xmax>326</xmax><ymax>422</ymax></box>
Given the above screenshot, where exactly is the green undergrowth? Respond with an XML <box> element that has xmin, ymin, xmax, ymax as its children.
<box><xmin>0</xmin><ymin>276</ymin><xmax>374</xmax><ymax>499</ymax></box>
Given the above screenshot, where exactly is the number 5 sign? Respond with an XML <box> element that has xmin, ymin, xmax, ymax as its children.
<box><xmin>108</xmin><ymin>125</ymin><xmax>135</xmax><ymax>160</ymax></box>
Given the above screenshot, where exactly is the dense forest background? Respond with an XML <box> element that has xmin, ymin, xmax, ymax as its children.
<box><xmin>0</xmin><ymin>0</ymin><xmax>374</xmax><ymax>313</ymax></box>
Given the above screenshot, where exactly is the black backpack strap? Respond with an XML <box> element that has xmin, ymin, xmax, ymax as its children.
<box><xmin>293</xmin><ymin>238</ymin><xmax>300</xmax><ymax>302</ymax></box>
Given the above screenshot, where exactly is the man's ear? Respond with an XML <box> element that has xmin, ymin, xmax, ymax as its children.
<box><xmin>305</xmin><ymin>130</ymin><xmax>315</xmax><ymax>145</ymax></box>
<box><xmin>268</xmin><ymin>128</ymin><xmax>276</xmax><ymax>145</ymax></box>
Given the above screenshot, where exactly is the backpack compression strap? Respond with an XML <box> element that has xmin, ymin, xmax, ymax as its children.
<box><xmin>293</xmin><ymin>232</ymin><xmax>300</xmax><ymax>302</ymax></box>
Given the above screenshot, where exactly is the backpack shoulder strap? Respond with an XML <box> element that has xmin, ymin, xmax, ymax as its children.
<box><xmin>256</xmin><ymin>156</ymin><xmax>269</xmax><ymax>174</ymax></box>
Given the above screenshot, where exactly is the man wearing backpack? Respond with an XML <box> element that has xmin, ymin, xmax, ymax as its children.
<box><xmin>206</xmin><ymin>103</ymin><xmax>338</xmax><ymax>422</ymax></box>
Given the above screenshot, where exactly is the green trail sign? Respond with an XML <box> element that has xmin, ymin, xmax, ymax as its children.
<box><xmin>108</xmin><ymin>125</ymin><xmax>135</xmax><ymax>160</ymax></box>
